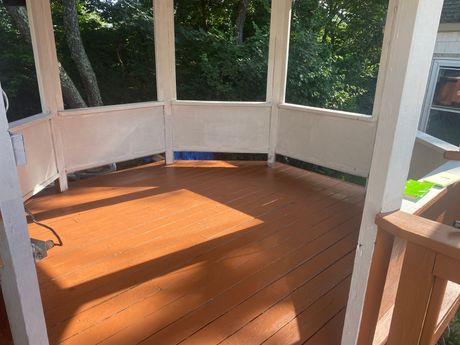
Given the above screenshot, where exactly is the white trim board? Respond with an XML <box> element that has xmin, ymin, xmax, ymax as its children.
<box><xmin>279</xmin><ymin>103</ymin><xmax>375</xmax><ymax>122</ymax></box>
<box><xmin>58</xmin><ymin>101</ymin><xmax>165</xmax><ymax>117</ymax></box>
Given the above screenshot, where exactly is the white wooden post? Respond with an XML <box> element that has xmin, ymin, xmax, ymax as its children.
<box><xmin>26</xmin><ymin>0</ymin><xmax>68</xmax><ymax>191</ymax></box>
<box><xmin>154</xmin><ymin>0</ymin><xmax>176</xmax><ymax>164</ymax></box>
<box><xmin>0</xmin><ymin>83</ymin><xmax>49</xmax><ymax>344</ymax></box>
<box><xmin>266</xmin><ymin>0</ymin><xmax>292</xmax><ymax>165</ymax></box>
<box><xmin>342</xmin><ymin>0</ymin><xmax>444</xmax><ymax>344</ymax></box>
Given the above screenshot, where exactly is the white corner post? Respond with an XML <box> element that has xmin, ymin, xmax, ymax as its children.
<box><xmin>0</xmin><ymin>84</ymin><xmax>49</xmax><ymax>344</ymax></box>
<box><xmin>341</xmin><ymin>0</ymin><xmax>444</xmax><ymax>344</ymax></box>
<box><xmin>26</xmin><ymin>0</ymin><xmax>68</xmax><ymax>191</ymax></box>
<box><xmin>154</xmin><ymin>0</ymin><xmax>176</xmax><ymax>165</ymax></box>
<box><xmin>266</xmin><ymin>0</ymin><xmax>292</xmax><ymax>165</ymax></box>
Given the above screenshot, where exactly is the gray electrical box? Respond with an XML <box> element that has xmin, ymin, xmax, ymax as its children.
<box><xmin>10</xmin><ymin>133</ymin><xmax>27</xmax><ymax>166</ymax></box>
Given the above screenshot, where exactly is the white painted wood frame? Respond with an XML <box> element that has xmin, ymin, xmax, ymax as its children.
<box><xmin>154</xmin><ymin>0</ymin><xmax>176</xmax><ymax>164</ymax></box>
<box><xmin>0</xmin><ymin>84</ymin><xmax>49</xmax><ymax>344</ymax></box>
<box><xmin>409</xmin><ymin>131</ymin><xmax>457</xmax><ymax>180</ymax></box>
<box><xmin>341</xmin><ymin>0</ymin><xmax>445</xmax><ymax>344</ymax></box>
<box><xmin>26</xmin><ymin>0</ymin><xmax>68</xmax><ymax>191</ymax></box>
<box><xmin>9</xmin><ymin>114</ymin><xmax>59</xmax><ymax>200</ymax></box>
<box><xmin>266</xmin><ymin>0</ymin><xmax>292</xmax><ymax>164</ymax></box>
<box><xmin>276</xmin><ymin>104</ymin><xmax>376</xmax><ymax>177</ymax></box>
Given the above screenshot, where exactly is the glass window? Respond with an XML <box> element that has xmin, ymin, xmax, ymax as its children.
<box><xmin>0</xmin><ymin>4</ymin><xmax>42</xmax><ymax>122</ymax></box>
<box><xmin>174</xmin><ymin>0</ymin><xmax>271</xmax><ymax>101</ymax></box>
<box><xmin>421</xmin><ymin>62</ymin><xmax>460</xmax><ymax>146</ymax></box>
<box><xmin>285</xmin><ymin>0</ymin><xmax>388</xmax><ymax>115</ymax></box>
<box><xmin>426</xmin><ymin>110</ymin><xmax>460</xmax><ymax>146</ymax></box>
<box><xmin>52</xmin><ymin>0</ymin><xmax>157</xmax><ymax>109</ymax></box>
<box><xmin>432</xmin><ymin>67</ymin><xmax>460</xmax><ymax>111</ymax></box>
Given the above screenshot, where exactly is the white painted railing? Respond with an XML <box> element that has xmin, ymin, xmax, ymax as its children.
<box><xmin>10</xmin><ymin>100</ymin><xmax>378</xmax><ymax>200</ymax></box>
<box><xmin>12</xmin><ymin>101</ymin><xmax>454</xmax><ymax>201</ymax></box>
<box><xmin>409</xmin><ymin>131</ymin><xmax>459</xmax><ymax>180</ymax></box>
<box><xmin>57</xmin><ymin>102</ymin><xmax>166</xmax><ymax>173</ymax></box>
<box><xmin>9</xmin><ymin>113</ymin><xmax>58</xmax><ymax>200</ymax></box>
<box><xmin>277</xmin><ymin>103</ymin><xmax>377</xmax><ymax>177</ymax></box>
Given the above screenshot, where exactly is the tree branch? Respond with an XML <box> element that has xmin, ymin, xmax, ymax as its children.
<box><xmin>235</xmin><ymin>0</ymin><xmax>249</xmax><ymax>45</ymax></box>
<box><xmin>62</xmin><ymin>0</ymin><xmax>103</xmax><ymax>106</ymax></box>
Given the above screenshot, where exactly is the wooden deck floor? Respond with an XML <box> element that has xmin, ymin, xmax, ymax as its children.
<box><xmin>26</xmin><ymin>161</ymin><xmax>365</xmax><ymax>345</ymax></box>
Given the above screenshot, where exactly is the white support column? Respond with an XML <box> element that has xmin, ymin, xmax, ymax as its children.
<box><xmin>0</xmin><ymin>84</ymin><xmax>49</xmax><ymax>344</ymax></box>
<box><xmin>154</xmin><ymin>0</ymin><xmax>176</xmax><ymax>164</ymax></box>
<box><xmin>266</xmin><ymin>0</ymin><xmax>292</xmax><ymax>165</ymax></box>
<box><xmin>26</xmin><ymin>0</ymin><xmax>68</xmax><ymax>191</ymax></box>
<box><xmin>342</xmin><ymin>0</ymin><xmax>444</xmax><ymax>344</ymax></box>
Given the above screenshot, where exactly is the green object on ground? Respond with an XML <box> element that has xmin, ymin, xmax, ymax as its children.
<box><xmin>404</xmin><ymin>179</ymin><xmax>435</xmax><ymax>200</ymax></box>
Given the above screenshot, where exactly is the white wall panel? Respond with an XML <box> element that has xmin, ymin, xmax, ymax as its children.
<box><xmin>9</xmin><ymin>115</ymin><xmax>58</xmax><ymax>200</ymax></box>
<box><xmin>172</xmin><ymin>102</ymin><xmax>271</xmax><ymax>153</ymax></box>
<box><xmin>58</xmin><ymin>103</ymin><xmax>165</xmax><ymax>172</ymax></box>
<box><xmin>276</xmin><ymin>105</ymin><xmax>377</xmax><ymax>177</ymax></box>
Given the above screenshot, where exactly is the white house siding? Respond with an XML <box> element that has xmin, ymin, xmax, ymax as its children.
<box><xmin>434</xmin><ymin>31</ymin><xmax>460</xmax><ymax>58</ymax></box>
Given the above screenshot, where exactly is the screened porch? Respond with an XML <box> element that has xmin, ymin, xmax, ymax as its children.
<box><xmin>0</xmin><ymin>0</ymin><xmax>460</xmax><ymax>344</ymax></box>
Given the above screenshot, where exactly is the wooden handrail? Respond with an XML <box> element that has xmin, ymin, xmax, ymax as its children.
<box><xmin>376</xmin><ymin>211</ymin><xmax>460</xmax><ymax>260</ymax></box>
<box><xmin>444</xmin><ymin>150</ymin><xmax>460</xmax><ymax>161</ymax></box>
<box><xmin>359</xmin><ymin>211</ymin><xmax>460</xmax><ymax>345</ymax></box>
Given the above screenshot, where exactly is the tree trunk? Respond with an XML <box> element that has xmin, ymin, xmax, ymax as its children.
<box><xmin>62</xmin><ymin>0</ymin><xmax>103</xmax><ymax>107</ymax></box>
<box><xmin>58</xmin><ymin>64</ymin><xmax>87</xmax><ymax>108</ymax></box>
<box><xmin>200</xmin><ymin>0</ymin><xmax>208</xmax><ymax>30</ymax></box>
<box><xmin>235</xmin><ymin>0</ymin><xmax>249</xmax><ymax>45</ymax></box>
<box><xmin>5</xmin><ymin>5</ymin><xmax>87</xmax><ymax>109</ymax></box>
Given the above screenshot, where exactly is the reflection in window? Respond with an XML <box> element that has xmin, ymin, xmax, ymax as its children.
<box><xmin>426</xmin><ymin>110</ymin><xmax>460</xmax><ymax>146</ymax></box>
<box><xmin>52</xmin><ymin>0</ymin><xmax>157</xmax><ymax>109</ymax></box>
<box><xmin>174</xmin><ymin>0</ymin><xmax>271</xmax><ymax>101</ymax></box>
<box><xmin>285</xmin><ymin>0</ymin><xmax>388</xmax><ymax>114</ymax></box>
<box><xmin>423</xmin><ymin>66</ymin><xmax>460</xmax><ymax>146</ymax></box>
<box><xmin>0</xmin><ymin>5</ymin><xmax>42</xmax><ymax>122</ymax></box>
<box><xmin>432</xmin><ymin>67</ymin><xmax>460</xmax><ymax>110</ymax></box>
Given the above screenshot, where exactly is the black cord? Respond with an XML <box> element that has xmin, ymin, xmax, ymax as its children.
<box><xmin>25</xmin><ymin>207</ymin><xmax>63</xmax><ymax>247</ymax></box>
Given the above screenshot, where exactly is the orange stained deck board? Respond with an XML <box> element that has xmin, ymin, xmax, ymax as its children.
<box><xmin>24</xmin><ymin>161</ymin><xmax>365</xmax><ymax>345</ymax></box>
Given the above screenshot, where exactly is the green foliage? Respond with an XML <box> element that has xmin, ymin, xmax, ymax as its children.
<box><xmin>0</xmin><ymin>6</ymin><xmax>41</xmax><ymax>122</ymax></box>
<box><xmin>52</xmin><ymin>0</ymin><xmax>157</xmax><ymax>107</ymax></box>
<box><xmin>442</xmin><ymin>311</ymin><xmax>460</xmax><ymax>345</ymax></box>
<box><xmin>174</xmin><ymin>0</ymin><xmax>271</xmax><ymax>101</ymax></box>
<box><xmin>175</xmin><ymin>24</ymin><xmax>269</xmax><ymax>101</ymax></box>
<box><xmin>286</xmin><ymin>0</ymin><xmax>388</xmax><ymax>114</ymax></box>
<box><xmin>1</xmin><ymin>0</ymin><xmax>388</xmax><ymax>119</ymax></box>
